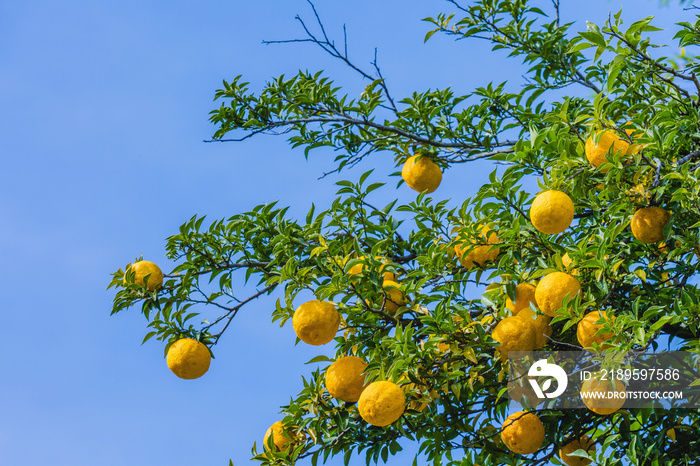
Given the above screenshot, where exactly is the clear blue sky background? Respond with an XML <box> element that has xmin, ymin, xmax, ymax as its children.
<box><xmin>0</xmin><ymin>1</ymin><xmax>692</xmax><ymax>465</ymax></box>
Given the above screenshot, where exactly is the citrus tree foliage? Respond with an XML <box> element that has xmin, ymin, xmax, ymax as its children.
<box><xmin>110</xmin><ymin>1</ymin><xmax>700</xmax><ymax>465</ymax></box>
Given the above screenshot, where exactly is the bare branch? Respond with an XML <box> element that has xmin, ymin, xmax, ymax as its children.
<box><xmin>372</xmin><ymin>48</ymin><xmax>398</xmax><ymax>112</ymax></box>
<box><xmin>262</xmin><ymin>1</ymin><xmax>399</xmax><ymax>115</ymax></box>
<box><xmin>210</xmin><ymin>284</ymin><xmax>278</xmax><ymax>343</ymax></box>
<box><xmin>443</xmin><ymin>0</ymin><xmax>602</xmax><ymax>94</ymax></box>
<box><xmin>552</xmin><ymin>0</ymin><xmax>560</xmax><ymax>28</ymax></box>
<box><xmin>606</xmin><ymin>28</ymin><xmax>700</xmax><ymax>101</ymax></box>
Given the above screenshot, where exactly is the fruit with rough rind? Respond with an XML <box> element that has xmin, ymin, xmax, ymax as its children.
<box><xmin>381</xmin><ymin>280</ymin><xmax>408</xmax><ymax>314</ymax></box>
<box><xmin>501</xmin><ymin>411</ymin><xmax>545</xmax><ymax>454</ymax></box>
<box><xmin>585</xmin><ymin>130</ymin><xmax>630</xmax><ymax>171</ymax></box>
<box><xmin>631</xmin><ymin>207</ymin><xmax>670</xmax><ymax>244</ymax></box>
<box><xmin>580</xmin><ymin>374</ymin><xmax>626</xmax><ymax>415</ymax></box>
<box><xmin>124</xmin><ymin>260</ymin><xmax>163</xmax><ymax>291</ymax></box>
<box><xmin>358</xmin><ymin>381</ymin><xmax>406</xmax><ymax>426</ymax></box>
<box><xmin>535</xmin><ymin>272</ymin><xmax>581</xmax><ymax>317</ymax></box>
<box><xmin>577</xmin><ymin>311</ymin><xmax>615</xmax><ymax>350</ymax></box>
<box><xmin>264</xmin><ymin>421</ymin><xmax>305</xmax><ymax>452</ymax></box>
<box><xmin>166</xmin><ymin>338</ymin><xmax>211</xmax><ymax>379</ymax></box>
<box><xmin>505</xmin><ymin>283</ymin><xmax>537</xmax><ymax>314</ymax></box>
<box><xmin>530</xmin><ymin>190</ymin><xmax>575</xmax><ymax>235</ymax></box>
<box><xmin>560</xmin><ymin>435</ymin><xmax>596</xmax><ymax>466</ymax></box>
<box><xmin>492</xmin><ymin>316</ymin><xmax>537</xmax><ymax>357</ymax></box>
<box><xmin>292</xmin><ymin>300</ymin><xmax>340</xmax><ymax>346</ymax></box>
<box><xmin>401</xmin><ymin>154</ymin><xmax>442</xmax><ymax>193</ymax></box>
<box><xmin>325</xmin><ymin>356</ymin><xmax>368</xmax><ymax>402</ymax></box>
<box><xmin>516</xmin><ymin>308</ymin><xmax>552</xmax><ymax>349</ymax></box>
<box><xmin>454</xmin><ymin>225</ymin><xmax>500</xmax><ymax>268</ymax></box>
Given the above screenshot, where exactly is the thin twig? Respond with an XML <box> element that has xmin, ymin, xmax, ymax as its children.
<box><xmin>552</xmin><ymin>0</ymin><xmax>560</xmax><ymax>28</ymax></box>
<box><xmin>211</xmin><ymin>284</ymin><xmax>277</xmax><ymax>343</ymax></box>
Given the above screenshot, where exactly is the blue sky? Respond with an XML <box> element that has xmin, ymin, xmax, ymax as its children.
<box><xmin>0</xmin><ymin>1</ymin><xmax>693</xmax><ymax>465</ymax></box>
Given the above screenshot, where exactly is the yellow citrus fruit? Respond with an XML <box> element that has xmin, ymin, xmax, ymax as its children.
<box><xmin>358</xmin><ymin>381</ymin><xmax>406</xmax><ymax>426</ymax></box>
<box><xmin>292</xmin><ymin>300</ymin><xmax>340</xmax><ymax>346</ymax></box>
<box><xmin>631</xmin><ymin>207</ymin><xmax>670</xmax><ymax>244</ymax></box>
<box><xmin>585</xmin><ymin>130</ymin><xmax>630</xmax><ymax>170</ymax></box>
<box><xmin>560</xmin><ymin>435</ymin><xmax>596</xmax><ymax>466</ymax></box>
<box><xmin>516</xmin><ymin>308</ymin><xmax>552</xmax><ymax>349</ymax></box>
<box><xmin>577</xmin><ymin>311</ymin><xmax>615</xmax><ymax>350</ymax></box>
<box><xmin>530</xmin><ymin>190</ymin><xmax>575</xmax><ymax>235</ymax></box>
<box><xmin>501</xmin><ymin>411</ymin><xmax>545</xmax><ymax>454</ymax></box>
<box><xmin>535</xmin><ymin>272</ymin><xmax>581</xmax><ymax>317</ymax></box>
<box><xmin>401</xmin><ymin>154</ymin><xmax>442</xmax><ymax>193</ymax></box>
<box><xmin>124</xmin><ymin>260</ymin><xmax>163</xmax><ymax>291</ymax></box>
<box><xmin>454</xmin><ymin>225</ymin><xmax>500</xmax><ymax>268</ymax></box>
<box><xmin>166</xmin><ymin>338</ymin><xmax>211</xmax><ymax>379</ymax></box>
<box><xmin>381</xmin><ymin>280</ymin><xmax>408</xmax><ymax>314</ymax></box>
<box><xmin>263</xmin><ymin>421</ymin><xmax>305</xmax><ymax>452</ymax></box>
<box><xmin>505</xmin><ymin>283</ymin><xmax>537</xmax><ymax>314</ymax></box>
<box><xmin>325</xmin><ymin>356</ymin><xmax>368</xmax><ymax>402</ymax></box>
<box><xmin>492</xmin><ymin>316</ymin><xmax>537</xmax><ymax>358</ymax></box>
<box><xmin>580</xmin><ymin>375</ymin><xmax>626</xmax><ymax>415</ymax></box>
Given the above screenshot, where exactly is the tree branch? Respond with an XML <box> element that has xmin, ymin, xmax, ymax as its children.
<box><xmin>262</xmin><ymin>0</ymin><xmax>399</xmax><ymax>114</ymax></box>
<box><xmin>210</xmin><ymin>284</ymin><xmax>278</xmax><ymax>343</ymax></box>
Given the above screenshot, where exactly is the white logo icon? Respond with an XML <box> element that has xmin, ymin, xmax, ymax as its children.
<box><xmin>527</xmin><ymin>359</ymin><xmax>568</xmax><ymax>399</ymax></box>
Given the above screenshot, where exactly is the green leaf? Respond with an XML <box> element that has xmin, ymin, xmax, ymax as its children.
<box><xmin>306</xmin><ymin>355</ymin><xmax>333</xmax><ymax>365</ymax></box>
<box><xmin>141</xmin><ymin>331</ymin><xmax>158</xmax><ymax>344</ymax></box>
<box><xmin>607</xmin><ymin>55</ymin><xmax>625</xmax><ymax>93</ymax></box>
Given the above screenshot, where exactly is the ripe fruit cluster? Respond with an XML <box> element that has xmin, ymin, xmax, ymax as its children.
<box><xmin>453</xmin><ymin>225</ymin><xmax>501</xmax><ymax>269</ymax></box>
<box><xmin>123</xmin><ymin>261</ymin><xmax>214</xmax><ymax>381</ymax></box>
<box><xmin>288</xmin><ymin>298</ymin><xmax>408</xmax><ymax>428</ymax></box>
<box><xmin>116</xmin><ymin>120</ymin><xmax>678</xmax><ymax>463</ymax></box>
<box><xmin>484</xmin><ymin>123</ymin><xmax>659</xmax><ymax>459</ymax></box>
